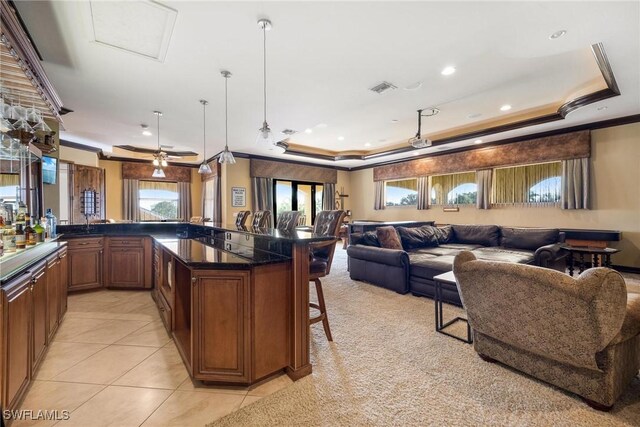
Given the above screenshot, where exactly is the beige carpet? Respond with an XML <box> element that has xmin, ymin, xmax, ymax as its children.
<box><xmin>210</xmin><ymin>249</ymin><xmax>640</xmax><ymax>426</ymax></box>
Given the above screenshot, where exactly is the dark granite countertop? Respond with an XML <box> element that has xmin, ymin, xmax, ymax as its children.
<box><xmin>0</xmin><ymin>240</ymin><xmax>67</xmax><ymax>285</ymax></box>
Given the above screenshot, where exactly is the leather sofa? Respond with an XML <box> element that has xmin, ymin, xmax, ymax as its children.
<box><xmin>347</xmin><ymin>224</ymin><xmax>567</xmax><ymax>305</ymax></box>
<box><xmin>453</xmin><ymin>251</ymin><xmax>640</xmax><ymax>409</ymax></box>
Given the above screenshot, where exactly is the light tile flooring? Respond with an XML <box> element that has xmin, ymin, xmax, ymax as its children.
<box><xmin>15</xmin><ymin>290</ymin><xmax>293</xmax><ymax>427</ymax></box>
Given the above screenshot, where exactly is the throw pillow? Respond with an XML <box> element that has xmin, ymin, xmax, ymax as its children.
<box><xmin>396</xmin><ymin>226</ymin><xmax>439</xmax><ymax>250</ymax></box>
<box><xmin>361</xmin><ymin>231</ymin><xmax>381</xmax><ymax>247</ymax></box>
<box><xmin>434</xmin><ymin>225</ymin><xmax>453</xmax><ymax>244</ymax></box>
<box><xmin>451</xmin><ymin>224</ymin><xmax>501</xmax><ymax>246</ymax></box>
<box><xmin>376</xmin><ymin>226</ymin><xmax>403</xmax><ymax>250</ymax></box>
<box><xmin>501</xmin><ymin>227</ymin><xmax>559</xmax><ymax>250</ymax></box>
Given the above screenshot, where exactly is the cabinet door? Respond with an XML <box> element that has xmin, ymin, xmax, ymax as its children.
<box><xmin>106</xmin><ymin>247</ymin><xmax>144</xmax><ymax>288</ymax></box>
<box><xmin>46</xmin><ymin>255</ymin><xmax>60</xmax><ymax>341</ymax></box>
<box><xmin>59</xmin><ymin>248</ymin><xmax>68</xmax><ymax>319</ymax></box>
<box><xmin>68</xmin><ymin>248</ymin><xmax>103</xmax><ymax>291</ymax></box>
<box><xmin>192</xmin><ymin>270</ymin><xmax>250</xmax><ymax>383</ymax></box>
<box><xmin>31</xmin><ymin>263</ymin><xmax>48</xmax><ymax>372</ymax></box>
<box><xmin>1</xmin><ymin>273</ymin><xmax>32</xmax><ymax>410</ymax></box>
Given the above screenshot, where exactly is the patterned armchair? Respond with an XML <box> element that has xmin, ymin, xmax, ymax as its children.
<box><xmin>235</xmin><ymin>211</ymin><xmax>251</xmax><ymax>227</ymax></box>
<box><xmin>453</xmin><ymin>251</ymin><xmax>640</xmax><ymax>410</ymax></box>
<box><xmin>251</xmin><ymin>210</ymin><xmax>271</xmax><ymax>228</ymax></box>
<box><xmin>276</xmin><ymin>211</ymin><xmax>302</xmax><ymax>232</ymax></box>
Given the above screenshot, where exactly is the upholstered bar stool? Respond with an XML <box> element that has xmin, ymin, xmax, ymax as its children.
<box><xmin>308</xmin><ymin>210</ymin><xmax>346</xmax><ymax>341</ymax></box>
<box><xmin>276</xmin><ymin>211</ymin><xmax>302</xmax><ymax>232</ymax></box>
<box><xmin>235</xmin><ymin>211</ymin><xmax>251</xmax><ymax>227</ymax></box>
<box><xmin>251</xmin><ymin>210</ymin><xmax>272</xmax><ymax>228</ymax></box>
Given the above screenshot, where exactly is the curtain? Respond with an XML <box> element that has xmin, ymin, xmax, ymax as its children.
<box><xmin>430</xmin><ymin>172</ymin><xmax>476</xmax><ymax>205</ymax></box>
<box><xmin>0</xmin><ymin>174</ymin><xmax>19</xmax><ymax>187</ymax></box>
<box><xmin>177</xmin><ymin>182</ymin><xmax>192</xmax><ymax>221</ymax></box>
<box><xmin>374</xmin><ymin>181</ymin><xmax>385</xmax><ymax>210</ymax></box>
<box><xmin>476</xmin><ymin>169</ymin><xmax>492</xmax><ymax>209</ymax></box>
<box><xmin>417</xmin><ymin>176</ymin><xmax>429</xmax><ymax>210</ymax></box>
<box><xmin>251</xmin><ymin>177</ymin><xmax>274</xmax><ymax>227</ymax></box>
<box><xmin>561</xmin><ymin>158</ymin><xmax>590</xmax><ymax>209</ymax></box>
<box><xmin>123</xmin><ymin>178</ymin><xmax>140</xmax><ymax>221</ymax></box>
<box><xmin>323</xmin><ymin>183</ymin><xmax>335</xmax><ymax>211</ymax></box>
<box><xmin>205</xmin><ymin>176</ymin><xmax>222</xmax><ymax>223</ymax></box>
<box><xmin>493</xmin><ymin>162</ymin><xmax>561</xmax><ymax>206</ymax></box>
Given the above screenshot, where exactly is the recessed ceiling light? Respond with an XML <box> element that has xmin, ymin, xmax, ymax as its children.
<box><xmin>337</xmin><ymin>136</ymin><xmax>345</xmax><ymax>141</ymax></box>
<box><xmin>474</xmin><ymin>139</ymin><xmax>483</xmax><ymax>144</ymax></box>
<box><xmin>141</xmin><ymin>124</ymin><xmax>152</xmax><ymax>136</ymax></box>
<box><xmin>304</xmin><ymin>128</ymin><xmax>313</xmax><ymax>134</ymax></box>
<box><xmin>500</xmin><ymin>104</ymin><xmax>512</xmax><ymax>112</ymax></box>
<box><xmin>404</xmin><ymin>82</ymin><xmax>422</xmax><ymax>90</ymax></box>
<box><xmin>391</xmin><ymin>119</ymin><xmax>399</xmax><ymax>123</ymax></box>
<box><xmin>364</xmin><ymin>143</ymin><xmax>371</xmax><ymax>147</ymax></box>
<box><xmin>549</xmin><ymin>30</ymin><xmax>567</xmax><ymax>40</ymax></box>
<box><xmin>597</xmin><ymin>106</ymin><xmax>608</xmax><ymax>111</ymax></box>
<box><xmin>316</xmin><ymin>123</ymin><xmax>328</xmax><ymax>128</ymax></box>
<box><xmin>441</xmin><ymin>66</ymin><xmax>456</xmax><ymax>76</ymax></box>
<box><xmin>467</xmin><ymin>113</ymin><xmax>482</xmax><ymax>119</ymax></box>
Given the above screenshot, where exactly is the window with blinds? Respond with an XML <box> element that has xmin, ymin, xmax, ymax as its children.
<box><xmin>385</xmin><ymin>178</ymin><xmax>418</xmax><ymax>206</ymax></box>
<box><xmin>430</xmin><ymin>172</ymin><xmax>477</xmax><ymax>205</ymax></box>
<box><xmin>138</xmin><ymin>180</ymin><xmax>178</xmax><ymax>220</ymax></box>
<box><xmin>493</xmin><ymin>162</ymin><xmax>561</xmax><ymax>205</ymax></box>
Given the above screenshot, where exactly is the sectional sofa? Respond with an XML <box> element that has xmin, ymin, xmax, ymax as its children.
<box><xmin>347</xmin><ymin>223</ymin><xmax>567</xmax><ymax>305</ymax></box>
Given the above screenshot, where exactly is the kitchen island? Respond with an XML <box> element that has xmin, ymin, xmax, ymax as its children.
<box><xmin>58</xmin><ymin>222</ymin><xmax>334</xmax><ymax>385</ymax></box>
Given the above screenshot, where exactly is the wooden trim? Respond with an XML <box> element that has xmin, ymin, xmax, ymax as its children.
<box><xmin>114</xmin><ymin>145</ymin><xmax>198</xmax><ymax>157</ymax></box>
<box><xmin>0</xmin><ymin>0</ymin><xmax>63</xmax><ymax>119</ymax></box>
<box><xmin>60</xmin><ymin>139</ymin><xmax>102</xmax><ymax>153</ymax></box>
<box><xmin>98</xmin><ymin>152</ymin><xmax>200</xmax><ymax>169</ymax></box>
<box><xmin>613</xmin><ymin>265</ymin><xmax>640</xmax><ymax>274</ymax></box>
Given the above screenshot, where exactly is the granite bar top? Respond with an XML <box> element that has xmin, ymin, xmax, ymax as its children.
<box><xmin>0</xmin><ymin>240</ymin><xmax>67</xmax><ymax>285</ymax></box>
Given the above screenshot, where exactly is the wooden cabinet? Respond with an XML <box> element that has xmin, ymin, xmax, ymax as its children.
<box><xmin>0</xmin><ymin>272</ymin><xmax>32</xmax><ymax>410</ymax></box>
<box><xmin>69</xmin><ymin>164</ymin><xmax>105</xmax><ymax>225</ymax></box>
<box><xmin>46</xmin><ymin>253</ymin><xmax>61</xmax><ymax>341</ymax></box>
<box><xmin>58</xmin><ymin>247</ymin><xmax>68</xmax><ymax>319</ymax></box>
<box><xmin>104</xmin><ymin>237</ymin><xmax>152</xmax><ymax>289</ymax></box>
<box><xmin>67</xmin><ymin>238</ymin><xmax>103</xmax><ymax>291</ymax></box>
<box><xmin>31</xmin><ymin>261</ymin><xmax>48</xmax><ymax>373</ymax></box>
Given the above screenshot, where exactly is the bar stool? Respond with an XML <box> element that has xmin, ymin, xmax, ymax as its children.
<box><xmin>235</xmin><ymin>211</ymin><xmax>251</xmax><ymax>227</ymax></box>
<box><xmin>276</xmin><ymin>211</ymin><xmax>301</xmax><ymax>232</ymax></box>
<box><xmin>308</xmin><ymin>210</ymin><xmax>346</xmax><ymax>341</ymax></box>
<box><xmin>251</xmin><ymin>210</ymin><xmax>271</xmax><ymax>228</ymax></box>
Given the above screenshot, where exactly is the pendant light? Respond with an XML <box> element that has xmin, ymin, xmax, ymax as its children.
<box><xmin>219</xmin><ymin>70</ymin><xmax>236</xmax><ymax>164</ymax></box>
<box><xmin>198</xmin><ymin>100</ymin><xmax>213</xmax><ymax>174</ymax></box>
<box><xmin>152</xmin><ymin>111</ymin><xmax>166</xmax><ymax>178</ymax></box>
<box><xmin>256</xmin><ymin>19</ymin><xmax>275</xmax><ymax>147</ymax></box>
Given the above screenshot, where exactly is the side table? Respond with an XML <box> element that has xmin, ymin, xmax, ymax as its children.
<box><xmin>562</xmin><ymin>246</ymin><xmax>620</xmax><ymax>276</ymax></box>
<box><xmin>433</xmin><ymin>271</ymin><xmax>472</xmax><ymax>344</ymax></box>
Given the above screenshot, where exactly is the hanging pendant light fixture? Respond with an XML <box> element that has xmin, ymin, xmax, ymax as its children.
<box><xmin>219</xmin><ymin>70</ymin><xmax>236</xmax><ymax>164</ymax></box>
<box><xmin>152</xmin><ymin>111</ymin><xmax>166</xmax><ymax>178</ymax></box>
<box><xmin>256</xmin><ymin>18</ymin><xmax>275</xmax><ymax>147</ymax></box>
<box><xmin>198</xmin><ymin>100</ymin><xmax>213</xmax><ymax>174</ymax></box>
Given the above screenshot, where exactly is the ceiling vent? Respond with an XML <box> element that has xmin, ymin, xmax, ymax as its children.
<box><xmin>369</xmin><ymin>81</ymin><xmax>397</xmax><ymax>94</ymax></box>
<box><xmin>281</xmin><ymin>129</ymin><xmax>298</xmax><ymax>136</ymax></box>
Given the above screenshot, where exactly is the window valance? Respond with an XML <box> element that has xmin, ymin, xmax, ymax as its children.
<box><xmin>250</xmin><ymin>159</ymin><xmax>337</xmax><ymax>183</ymax></box>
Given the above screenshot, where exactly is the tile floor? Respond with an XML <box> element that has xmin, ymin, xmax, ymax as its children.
<box><xmin>15</xmin><ymin>290</ymin><xmax>293</xmax><ymax>427</ymax></box>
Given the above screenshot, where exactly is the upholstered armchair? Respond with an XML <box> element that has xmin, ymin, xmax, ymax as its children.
<box><xmin>276</xmin><ymin>211</ymin><xmax>301</xmax><ymax>232</ymax></box>
<box><xmin>251</xmin><ymin>210</ymin><xmax>271</xmax><ymax>228</ymax></box>
<box><xmin>453</xmin><ymin>251</ymin><xmax>640</xmax><ymax>410</ymax></box>
<box><xmin>235</xmin><ymin>211</ymin><xmax>251</xmax><ymax>227</ymax></box>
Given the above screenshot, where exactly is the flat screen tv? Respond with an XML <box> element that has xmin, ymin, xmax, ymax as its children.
<box><xmin>42</xmin><ymin>156</ymin><xmax>57</xmax><ymax>185</ymax></box>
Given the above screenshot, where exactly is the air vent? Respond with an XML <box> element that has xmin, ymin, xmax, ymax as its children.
<box><xmin>281</xmin><ymin>129</ymin><xmax>297</xmax><ymax>136</ymax></box>
<box><xmin>369</xmin><ymin>81</ymin><xmax>397</xmax><ymax>94</ymax></box>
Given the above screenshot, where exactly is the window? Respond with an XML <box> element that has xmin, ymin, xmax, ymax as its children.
<box><xmin>493</xmin><ymin>162</ymin><xmax>561</xmax><ymax>205</ymax></box>
<box><xmin>203</xmin><ymin>178</ymin><xmax>216</xmax><ymax>221</ymax></box>
<box><xmin>385</xmin><ymin>179</ymin><xmax>418</xmax><ymax>207</ymax></box>
<box><xmin>138</xmin><ymin>180</ymin><xmax>179</xmax><ymax>220</ymax></box>
<box><xmin>0</xmin><ymin>173</ymin><xmax>19</xmax><ymax>205</ymax></box>
<box><xmin>273</xmin><ymin>180</ymin><xmax>323</xmax><ymax>225</ymax></box>
<box><xmin>430</xmin><ymin>172</ymin><xmax>477</xmax><ymax>205</ymax></box>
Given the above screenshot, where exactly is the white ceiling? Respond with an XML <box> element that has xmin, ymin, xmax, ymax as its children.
<box><xmin>15</xmin><ymin>1</ymin><xmax>640</xmax><ymax>168</ymax></box>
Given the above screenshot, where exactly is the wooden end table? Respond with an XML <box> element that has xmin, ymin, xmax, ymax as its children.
<box><xmin>433</xmin><ymin>271</ymin><xmax>472</xmax><ymax>344</ymax></box>
<box><xmin>562</xmin><ymin>246</ymin><xmax>620</xmax><ymax>277</ymax></box>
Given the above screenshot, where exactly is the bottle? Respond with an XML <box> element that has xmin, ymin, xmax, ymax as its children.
<box><xmin>2</xmin><ymin>222</ymin><xmax>16</xmax><ymax>253</ymax></box>
<box><xmin>34</xmin><ymin>219</ymin><xmax>44</xmax><ymax>243</ymax></box>
<box><xmin>14</xmin><ymin>223</ymin><xmax>25</xmax><ymax>250</ymax></box>
<box><xmin>16</xmin><ymin>202</ymin><xmax>26</xmax><ymax>226</ymax></box>
<box><xmin>24</xmin><ymin>218</ymin><xmax>36</xmax><ymax>247</ymax></box>
<box><xmin>41</xmin><ymin>217</ymin><xmax>50</xmax><ymax>241</ymax></box>
<box><xmin>45</xmin><ymin>208</ymin><xmax>57</xmax><ymax>238</ymax></box>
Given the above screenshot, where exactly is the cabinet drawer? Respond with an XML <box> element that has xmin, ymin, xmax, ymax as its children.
<box><xmin>67</xmin><ymin>238</ymin><xmax>103</xmax><ymax>249</ymax></box>
<box><xmin>158</xmin><ymin>291</ymin><xmax>172</xmax><ymax>332</ymax></box>
<box><xmin>108</xmin><ymin>237</ymin><xmax>144</xmax><ymax>248</ymax></box>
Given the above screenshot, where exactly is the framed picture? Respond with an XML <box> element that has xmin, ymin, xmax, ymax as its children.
<box><xmin>231</xmin><ymin>187</ymin><xmax>246</xmax><ymax>207</ymax></box>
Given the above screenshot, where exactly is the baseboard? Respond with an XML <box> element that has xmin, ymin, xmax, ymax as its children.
<box><xmin>612</xmin><ymin>265</ymin><xmax>640</xmax><ymax>274</ymax></box>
